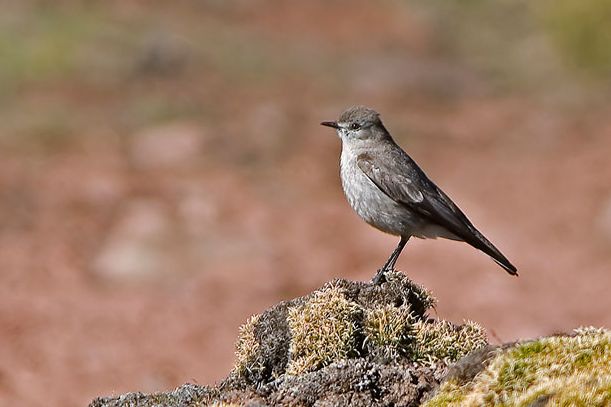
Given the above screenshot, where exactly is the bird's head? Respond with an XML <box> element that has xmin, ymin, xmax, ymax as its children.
<box><xmin>321</xmin><ymin>106</ymin><xmax>386</xmax><ymax>144</ymax></box>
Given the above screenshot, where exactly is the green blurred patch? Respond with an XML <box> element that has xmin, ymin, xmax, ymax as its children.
<box><xmin>414</xmin><ymin>0</ymin><xmax>611</xmax><ymax>96</ymax></box>
<box><xmin>0</xmin><ymin>6</ymin><xmax>104</xmax><ymax>92</ymax></box>
<box><xmin>0</xmin><ymin>3</ymin><xmax>325</xmax><ymax>144</ymax></box>
<box><xmin>536</xmin><ymin>0</ymin><xmax>611</xmax><ymax>77</ymax></box>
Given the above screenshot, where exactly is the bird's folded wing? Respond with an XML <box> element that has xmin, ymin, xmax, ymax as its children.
<box><xmin>357</xmin><ymin>151</ymin><xmax>517</xmax><ymax>275</ymax></box>
<box><xmin>356</xmin><ymin>152</ymin><xmax>476</xmax><ymax>241</ymax></box>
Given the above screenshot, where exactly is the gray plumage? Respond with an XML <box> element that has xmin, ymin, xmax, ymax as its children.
<box><xmin>321</xmin><ymin>106</ymin><xmax>517</xmax><ymax>282</ymax></box>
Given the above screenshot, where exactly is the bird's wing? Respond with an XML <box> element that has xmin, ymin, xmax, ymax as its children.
<box><xmin>356</xmin><ymin>150</ymin><xmax>517</xmax><ymax>275</ymax></box>
<box><xmin>356</xmin><ymin>151</ymin><xmax>470</xmax><ymax>238</ymax></box>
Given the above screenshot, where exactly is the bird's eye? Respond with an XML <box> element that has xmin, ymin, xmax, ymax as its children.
<box><xmin>349</xmin><ymin>123</ymin><xmax>361</xmax><ymax>131</ymax></box>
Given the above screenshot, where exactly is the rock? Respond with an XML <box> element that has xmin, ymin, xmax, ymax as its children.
<box><xmin>89</xmin><ymin>273</ymin><xmax>611</xmax><ymax>406</ymax></box>
<box><xmin>89</xmin><ymin>271</ymin><xmax>487</xmax><ymax>406</ymax></box>
<box><xmin>90</xmin><ymin>383</ymin><xmax>212</xmax><ymax>407</ymax></box>
<box><xmin>424</xmin><ymin>327</ymin><xmax>611</xmax><ymax>406</ymax></box>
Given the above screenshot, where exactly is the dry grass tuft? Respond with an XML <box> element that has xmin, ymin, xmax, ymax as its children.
<box><xmin>232</xmin><ymin>314</ymin><xmax>262</xmax><ymax>377</ymax></box>
<box><xmin>286</xmin><ymin>284</ymin><xmax>361</xmax><ymax>375</ymax></box>
<box><xmin>410</xmin><ymin>319</ymin><xmax>488</xmax><ymax>365</ymax></box>
<box><xmin>363</xmin><ymin>304</ymin><xmax>414</xmax><ymax>358</ymax></box>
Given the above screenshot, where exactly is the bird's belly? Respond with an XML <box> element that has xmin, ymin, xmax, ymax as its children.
<box><xmin>341</xmin><ymin>167</ymin><xmax>419</xmax><ymax>236</ymax></box>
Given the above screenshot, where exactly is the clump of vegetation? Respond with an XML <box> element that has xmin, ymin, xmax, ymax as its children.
<box><xmin>424</xmin><ymin>327</ymin><xmax>611</xmax><ymax>406</ymax></box>
<box><xmin>363</xmin><ymin>303</ymin><xmax>414</xmax><ymax>358</ymax></box>
<box><xmin>410</xmin><ymin>319</ymin><xmax>488</xmax><ymax>365</ymax></box>
<box><xmin>286</xmin><ymin>284</ymin><xmax>362</xmax><ymax>375</ymax></box>
<box><xmin>362</xmin><ymin>302</ymin><xmax>485</xmax><ymax>365</ymax></box>
<box><xmin>94</xmin><ymin>274</ymin><xmax>611</xmax><ymax>407</ymax></box>
<box><xmin>232</xmin><ymin>314</ymin><xmax>261</xmax><ymax>377</ymax></box>
<box><xmin>232</xmin><ymin>274</ymin><xmax>487</xmax><ymax>379</ymax></box>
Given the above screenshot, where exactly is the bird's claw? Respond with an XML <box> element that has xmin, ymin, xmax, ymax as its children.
<box><xmin>372</xmin><ymin>267</ymin><xmax>391</xmax><ymax>285</ymax></box>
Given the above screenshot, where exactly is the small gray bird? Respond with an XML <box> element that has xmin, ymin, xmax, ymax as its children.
<box><xmin>321</xmin><ymin>106</ymin><xmax>517</xmax><ymax>283</ymax></box>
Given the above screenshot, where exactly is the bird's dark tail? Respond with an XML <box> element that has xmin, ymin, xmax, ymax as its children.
<box><xmin>465</xmin><ymin>228</ymin><xmax>518</xmax><ymax>276</ymax></box>
<box><xmin>490</xmin><ymin>254</ymin><xmax>518</xmax><ymax>276</ymax></box>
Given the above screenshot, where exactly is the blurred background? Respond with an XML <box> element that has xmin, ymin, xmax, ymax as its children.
<box><xmin>1</xmin><ymin>0</ymin><xmax>610</xmax><ymax>405</ymax></box>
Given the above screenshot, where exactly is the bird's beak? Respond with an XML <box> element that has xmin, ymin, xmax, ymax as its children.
<box><xmin>320</xmin><ymin>121</ymin><xmax>339</xmax><ymax>129</ymax></box>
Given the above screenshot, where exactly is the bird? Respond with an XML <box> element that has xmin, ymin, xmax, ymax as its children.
<box><xmin>321</xmin><ymin>106</ymin><xmax>517</xmax><ymax>283</ymax></box>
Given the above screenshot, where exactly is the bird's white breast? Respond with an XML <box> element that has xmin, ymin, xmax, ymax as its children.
<box><xmin>339</xmin><ymin>145</ymin><xmax>418</xmax><ymax>236</ymax></box>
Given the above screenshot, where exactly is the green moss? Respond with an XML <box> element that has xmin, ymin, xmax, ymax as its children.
<box><xmin>286</xmin><ymin>284</ymin><xmax>361</xmax><ymax>375</ymax></box>
<box><xmin>425</xmin><ymin>327</ymin><xmax>611</xmax><ymax>407</ymax></box>
<box><xmin>422</xmin><ymin>384</ymin><xmax>466</xmax><ymax>407</ymax></box>
<box><xmin>512</xmin><ymin>340</ymin><xmax>545</xmax><ymax>360</ymax></box>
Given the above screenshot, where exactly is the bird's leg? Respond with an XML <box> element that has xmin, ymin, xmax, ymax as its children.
<box><xmin>381</xmin><ymin>236</ymin><xmax>409</xmax><ymax>270</ymax></box>
<box><xmin>373</xmin><ymin>236</ymin><xmax>409</xmax><ymax>284</ymax></box>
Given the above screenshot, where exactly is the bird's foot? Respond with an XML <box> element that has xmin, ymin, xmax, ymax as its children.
<box><xmin>372</xmin><ymin>267</ymin><xmax>392</xmax><ymax>285</ymax></box>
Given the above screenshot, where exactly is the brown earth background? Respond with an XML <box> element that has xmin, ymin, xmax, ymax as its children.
<box><xmin>1</xmin><ymin>1</ymin><xmax>610</xmax><ymax>406</ymax></box>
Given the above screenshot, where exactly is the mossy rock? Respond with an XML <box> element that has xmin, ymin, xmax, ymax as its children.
<box><xmin>215</xmin><ymin>271</ymin><xmax>487</xmax><ymax>406</ymax></box>
<box><xmin>90</xmin><ymin>274</ymin><xmax>610</xmax><ymax>407</ymax></box>
<box><xmin>424</xmin><ymin>327</ymin><xmax>611</xmax><ymax>406</ymax></box>
<box><xmin>230</xmin><ymin>270</ymin><xmax>483</xmax><ymax>386</ymax></box>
